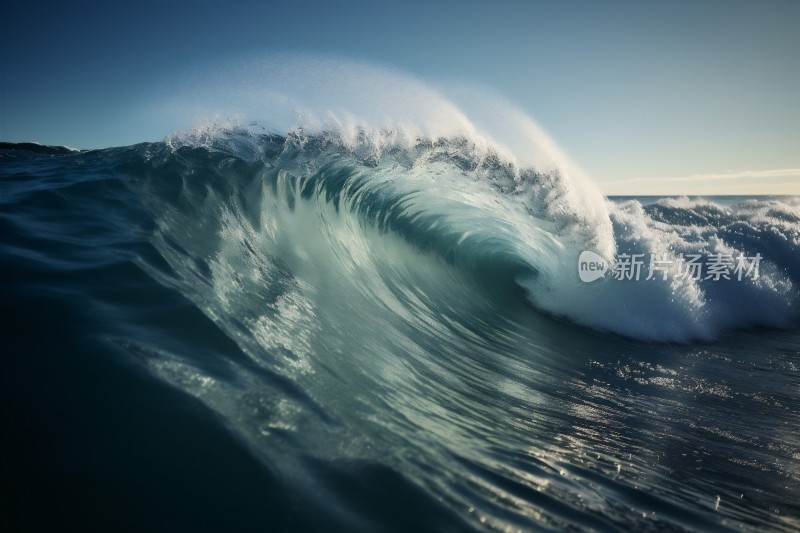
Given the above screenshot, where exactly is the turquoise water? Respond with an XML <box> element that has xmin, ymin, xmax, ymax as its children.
<box><xmin>2</xmin><ymin>137</ymin><xmax>799</xmax><ymax>531</ymax></box>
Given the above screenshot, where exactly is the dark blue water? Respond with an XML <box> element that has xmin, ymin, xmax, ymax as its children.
<box><xmin>2</xmin><ymin>139</ymin><xmax>799</xmax><ymax>532</ymax></box>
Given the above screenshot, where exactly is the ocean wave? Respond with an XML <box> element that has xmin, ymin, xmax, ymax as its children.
<box><xmin>124</xmin><ymin>127</ymin><xmax>800</xmax><ymax>344</ymax></box>
<box><xmin>3</xmin><ymin>133</ymin><xmax>799</xmax><ymax>532</ymax></box>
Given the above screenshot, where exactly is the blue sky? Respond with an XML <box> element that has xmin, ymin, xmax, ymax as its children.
<box><xmin>2</xmin><ymin>0</ymin><xmax>798</xmax><ymax>194</ymax></box>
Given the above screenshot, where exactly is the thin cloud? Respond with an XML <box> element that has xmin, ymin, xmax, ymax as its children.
<box><xmin>607</xmin><ymin>168</ymin><xmax>800</xmax><ymax>185</ymax></box>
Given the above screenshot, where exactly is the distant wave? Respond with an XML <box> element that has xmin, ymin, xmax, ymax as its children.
<box><xmin>0</xmin><ymin>141</ymin><xmax>77</xmax><ymax>155</ymax></box>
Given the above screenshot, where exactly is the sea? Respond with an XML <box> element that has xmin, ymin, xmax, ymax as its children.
<box><xmin>1</xmin><ymin>131</ymin><xmax>798</xmax><ymax>532</ymax></box>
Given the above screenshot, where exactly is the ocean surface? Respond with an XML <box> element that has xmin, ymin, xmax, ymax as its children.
<box><xmin>1</xmin><ymin>134</ymin><xmax>798</xmax><ymax>532</ymax></box>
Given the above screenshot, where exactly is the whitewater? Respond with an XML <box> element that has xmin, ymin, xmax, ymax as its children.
<box><xmin>2</xmin><ymin>57</ymin><xmax>798</xmax><ymax>531</ymax></box>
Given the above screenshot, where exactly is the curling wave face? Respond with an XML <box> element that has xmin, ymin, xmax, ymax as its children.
<box><xmin>128</xmin><ymin>129</ymin><xmax>800</xmax><ymax>532</ymax></box>
<box><xmin>134</xmin><ymin>126</ymin><xmax>800</xmax><ymax>344</ymax></box>
<box><xmin>3</xmin><ymin>130</ymin><xmax>800</xmax><ymax>531</ymax></box>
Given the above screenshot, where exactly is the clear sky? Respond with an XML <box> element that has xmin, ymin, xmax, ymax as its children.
<box><xmin>1</xmin><ymin>0</ymin><xmax>798</xmax><ymax>195</ymax></box>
